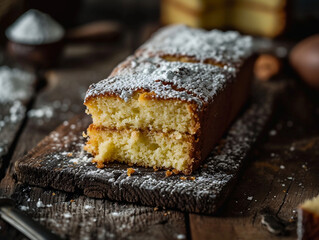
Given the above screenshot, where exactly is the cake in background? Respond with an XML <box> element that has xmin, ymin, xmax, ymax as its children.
<box><xmin>161</xmin><ymin>0</ymin><xmax>319</xmax><ymax>38</ymax></box>
<box><xmin>230</xmin><ymin>0</ymin><xmax>286</xmax><ymax>37</ymax></box>
<box><xmin>161</xmin><ymin>0</ymin><xmax>286</xmax><ymax>37</ymax></box>
<box><xmin>161</xmin><ymin>0</ymin><xmax>226</xmax><ymax>29</ymax></box>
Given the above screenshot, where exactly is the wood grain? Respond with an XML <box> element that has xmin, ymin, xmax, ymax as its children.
<box><xmin>190</xmin><ymin>81</ymin><xmax>319</xmax><ymax>240</ymax></box>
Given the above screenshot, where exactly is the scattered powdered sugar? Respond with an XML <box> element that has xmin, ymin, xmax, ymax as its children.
<box><xmin>28</xmin><ymin>106</ymin><xmax>54</xmax><ymax>118</ymax></box>
<box><xmin>176</xmin><ymin>234</ymin><xmax>186</xmax><ymax>239</ymax></box>
<box><xmin>63</xmin><ymin>213</ymin><xmax>72</xmax><ymax>218</ymax></box>
<box><xmin>36</xmin><ymin>198</ymin><xmax>45</xmax><ymax>208</ymax></box>
<box><xmin>269</xmin><ymin>129</ymin><xmax>277</xmax><ymax>136</ymax></box>
<box><xmin>7</xmin><ymin>101</ymin><xmax>25</xmax><ymax>123</ymax></box>
<box><xmin>84</xmin><ymin>205</ymin><xmax>93</xmax><ymax>210</ymax></box>
<box><xmin>68</xmin><ymin>147</ymin><xmax>93</xmax><ymax>164</ymax></box>
<box><xmin>247</xmin><ymin>196</ymin><xmax>253</xmax><ymax>201</ymax></box>
<box><xmin>110</xmin><ymin>212</ymin><xmax>121</xmax><ymax>217</ymax></box>
<box><xmin>0</xmin><ymin>101</ymin><xmax>26</xmax><ymax>145</ymax></box>
<box><xmin>0</xmin><ymin>66</ymin><xmax>35</xmax><ymax>103</ymax></box>
<box><xmin>6</xmin><ymin>9</ymin><xmax>65</xmax><ymax>45</ymax></box>
<box><xmin>19</xmin><ymin>205</ymin><xmax>29</xmax><ymax>211</ymax></box>
<box><xmin>85</xmin><ymin>25</ymin><xmax>252</xmax><ymax>109</ymax></box>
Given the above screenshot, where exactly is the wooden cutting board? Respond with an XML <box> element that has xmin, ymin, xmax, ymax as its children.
<box><xmin>14</xmin><ymin>82</ymin><xmax>279</xmax><ymax>214</ymax></box>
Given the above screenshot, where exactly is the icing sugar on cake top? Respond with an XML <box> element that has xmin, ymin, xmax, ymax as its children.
<box><xmin>85</xmin><ymin>57</ymin><xmax>236</xmax><ymax>108</ymax></box>
<box><xmin>139</xmin><ymin>25</ymin><xmax>253</xmax><ymax>66</ymax></box>
<box><xmin>6</xmin><ymin>9</ymin><xmax>65</xmax><ymax>45</ymax></box>
<box><xmin>85</xmin><ymin>25</ymin><xmax>253</xmax><ymax>108</ymax></box>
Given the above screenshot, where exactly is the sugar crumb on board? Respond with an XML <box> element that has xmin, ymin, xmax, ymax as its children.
<box><xmin>127</xmin><ymin>168</ymin><xmax>135</xmax><ymax>177</ymax></box>
<box><xmin>172</xmin><ymin>169</ymin><xmax>179</xmax><ymax>174</ymax></box>
<box><xmin>165</xmin><ymin>170</ymin><xmax>172</xmax><ymax>177</ymax></box>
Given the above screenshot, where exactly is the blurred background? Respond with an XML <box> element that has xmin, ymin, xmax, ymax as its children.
<box><xmin>1</xmin><ymin>0</ymin><xmax>319</xmax><ymax>42</ymax></box>
<box><xmin>0</xmin><ymin>0</ymin><xmax>318</xmax><ymax>85</ymax></box>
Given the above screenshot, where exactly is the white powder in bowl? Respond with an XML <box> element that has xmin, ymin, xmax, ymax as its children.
<box><xmin>5</xmin><ymin>9</ymin><xmax>65</xmax><ymax>45</ymax></box>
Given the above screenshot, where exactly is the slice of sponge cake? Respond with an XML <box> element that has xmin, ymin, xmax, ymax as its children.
<box><xmin>84</xmin><ymin>25</ymin><xmax>254</xmax><ymax>174</ymax></box>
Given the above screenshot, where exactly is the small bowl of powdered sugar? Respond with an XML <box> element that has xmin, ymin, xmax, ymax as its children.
<box><xmin>5</xmin><ymin>9</ymin><xmax>65</xmax><ymax>69</ymax></box>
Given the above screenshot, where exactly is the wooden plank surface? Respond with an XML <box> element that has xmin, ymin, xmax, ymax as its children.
<box><xmin>0</xmin><ymin>70</ymin><xmax>36</xmax><ymax>171</ymax></box>
<box><xmin>190</xmin><ymin>80</ymin><xmax>319</xmax><ymax>240</ymax></box>
<box><xmin>14</xmin><ymin>82</ymin><xmax>278</xmax><ymax>215</ymax></box>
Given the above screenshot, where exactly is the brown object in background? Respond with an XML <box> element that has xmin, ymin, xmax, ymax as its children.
<box><xmin>297</xmin><ymin>195</ymin><xmax>319</xmax><ymax>240</ymax></box>
<box><xmin>7</xmin><ymin>40</ymin><xmax>64</xmax><ymax>69</ymax></box>
<box><xmin>290</xmin><ymin>35</ymin><xmax>319</xmax><ymax>90</ymax></box>
<box><xmin>254</xmin><ymin>54</ymin><xmax>281</xmax><ymax>81</ymax></box>
<box><xmin>66</xmin><ymin>21</ymin><xmax>122</xmax><ymax>43</ymax></box>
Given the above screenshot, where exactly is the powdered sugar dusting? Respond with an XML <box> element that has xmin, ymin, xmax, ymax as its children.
<box><xmin>86</xmin><ymin>57</ymin><xmax>236</xmax><ymax>108</ymax></box>
<box><xmin>140</xmin><ymin>25</ymin><xmax>253</xmax><ymax>66</ymax></box>
<box><xmin>84</xmin><ymin>25</ymin><xmax>252</xmax><ymax>109</ymax></box>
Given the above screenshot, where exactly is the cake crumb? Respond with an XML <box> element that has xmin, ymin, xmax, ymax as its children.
<box><xmin>188</xmin><ymin>176</ymin><xmax>196</xmax><ymax>181</ymax></box>
<box><xmin>52</xmin><ymin>193</ymin><xmax>56</xmax><ymax>196</ymax></box>
<box><xmin>70</xmin><ymin>199</ymin><xmax>75</xmax><ymax>203</ymax></box>
<box><xmin>36</xmin><ymin>199</ymin><xmax>45</xmax><ymax>208</ymax></box>
<box><xmin>67</xmin><ymin>153</ymin><xmax>73</xmax><ymax>157</ymax></box>
<box><xmin>153</xmin><ymin>166</ymin><xmax>159</xmax><ymax>172</ymax></box>
<box><xmin>172</xmin><ymin>169</ymin><xmax>179</xmax><ymax>174</ymax></box>
<box><xmin>96</xmin><ymin>162</ymin><xmax>105</xmax><ymax>168</ymax></box>
<box><xmin>165</xmin><ymin>170</ymin><xmax>172</xmax><ymax>177</ymax></box>
<box><xmin>127</xmin><ymin>168</ymin><xmax>135</xmax><ymax>177</ymax></box>
<box><xmin>180</xmin><ymin>177</ymin><xmax>187</xmax><ymax>180</ymax></box>
<box><xmin>154</xmin><ymin>207</ymin><xmax>158</xmax><ymax>211</ymax></box>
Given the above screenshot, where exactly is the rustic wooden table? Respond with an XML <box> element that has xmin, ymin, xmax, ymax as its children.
<box><xmin>0</xmin><ymin>24</ymin><xmax>319</xmax><ymax>240</ymax></box>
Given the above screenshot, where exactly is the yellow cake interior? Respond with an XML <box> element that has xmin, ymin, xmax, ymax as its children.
<box><xmin>85</xmin><ymin>124</ymin><xmax>195</xmax><ymax>171</ymax></box>
<box><xmin>85</xmin><ymin>91</ymin><xmax>199</xmax><ymax>134</ymax></box>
